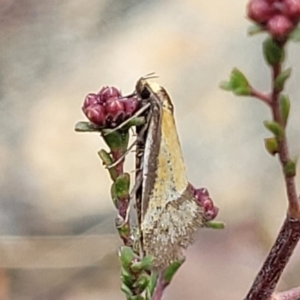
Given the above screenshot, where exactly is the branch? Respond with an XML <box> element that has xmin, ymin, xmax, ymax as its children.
<box><xmin>245</xmin><ymin>217</ymin><xmax>300</xmax><ymax>300</ymax></box>
<box><xmin>272</xmin><ymin>285</ymin><xmax>300</xmax><ymax>300</ymax></box>
<box><xmin>244</xmin><ymin>52</ymin><xmax>300</xmax><ymax>300</ymax></box>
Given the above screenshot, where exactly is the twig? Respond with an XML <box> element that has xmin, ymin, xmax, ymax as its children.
<box><xmin>244</xmin><ymin>57</ymin><xmax>300</xmax><ymax>300</ymax></box>
<box><xmin>272</xmin><ymin>285</ymin><xmax>300</xmax><ymax>300</ymax></box>
<box><xmin>152</xmin><ymin>272</ymin><xmax>167</xmax><ymax>300</ymax></box>
<box><xmin>251</xmin><ymin>89</ymin><xmax>271</xmax><ymax>105</ymax></box>
<box><xmin>245</xmin><ymin>217</ymin><xmax>300</xmax><ymax>300</ymax></box>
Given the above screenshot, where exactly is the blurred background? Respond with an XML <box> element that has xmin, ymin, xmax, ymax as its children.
<box><xmin>1</xmin><ymin>0</ymin><xmax>300</xmax><ymax>299</ymax></box>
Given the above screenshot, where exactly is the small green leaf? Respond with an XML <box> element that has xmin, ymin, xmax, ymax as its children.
<box><xmin>74</xmin><ymin>121</ymin><xmax>102</xmax><ymax>132</ymax></box>
<box><xmin>274</xmin><ymin>68</ymin><xmax>292</xmax><ymax>92</ymax></box>
<box><xmin>248</xmin><ymin>24</ymin><xmax>264</xmax><ymax>36</ymax></box>
<box><xmin>121</xmin><ymin>267</ymin><xmax>135</xmax><ymax>287</ymax></box>
<box><xmin>164</xmin><ymin>259</ymin><xmax>185</xmax><ymax>284</ymax></box>
<box><xmin>280</xmin><ymin>94</ymin><xmax>291</xmax><ymax>126</ymax></box>
<box><xmin>131</xmin><ymin>256</ymin><xmax>154</xmax><ymax>272</ymax></box>
<box><xmin>284</xmin><ymin>160</ymin><xmax>296</xmax><ymax>177</ymax></box>
<box><xmin>289</xmin><ymin>27</ymin><xmax>300</xmax><ymax>42</ymax></box>
<box><xmin>220</xmin><ymin>68</ymin><xmax>252</xmax><ymax>96</ymax></box>
<box><xmin>263</xmin><ymin>37</ymin><xmax>285</xmax><ymax>66</ymax></box>
<box><xmin>146</xmin><ymin>272</ymin><xmax>158</xmax><ymax>298</ymax></box>
<box><xmin>133</xmin><ymin>273</ymin><xmax>149</xmax><ymax>291</ymax></box>
<box><xmin>264</xmin><ymin>137</ymin><xmax>279</xmax><ymax>156</ymax></box>
<box><xmin>110</xmin><ymin>182</ymin><xmax>118</xmax><ymax>208</ymax></box>
<box><xmin>119</xmin><ymin>246</ymin><xmax>136</xmax><ymax>269</ymax></box>
<box><xmin>98</xmin><ymin>149</ymin><xmax>117</xmax><ymax>181</ymax></box>
<box><xmin>128</xmin><ymin>296</ymin><xmax>145</xmax><ymax>300</ymax></box>
<box><xmin>121</xmin><ymin>282</ymin><xmax>133</xmax><ymax>297</ymax></box>
<box><xmin>263</xmin><ymin>120</ymin><xmax>285</xmax><ymax>140</ymax></box>
<box><xmin>115</xmin><ymin>173</ymin><xmax>130</xmax><ymax>199</ymax></box>
<box><xmin>205</xmin><ymin>221</ymin><xmax>225</xmax><ymax>229</ymax></box>
<box><xmin>102</xmin><ymin>130</ymin><xmax>129</xmax><ymax>152</ymax></box>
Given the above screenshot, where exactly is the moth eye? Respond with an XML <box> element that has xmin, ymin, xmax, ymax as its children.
<box><xmin>140</xmin><ymin>87</ymin><xmax>151</xmax><ymax>99</ymax></box>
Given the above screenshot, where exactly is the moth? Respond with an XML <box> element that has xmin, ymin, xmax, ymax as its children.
<box><xmin>134</xmin><ymin>77</ymin><xmax>205</xmax><ymax>270</ymax></box>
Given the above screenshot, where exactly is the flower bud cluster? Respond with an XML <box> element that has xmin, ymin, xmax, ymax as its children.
<box><xmin>247</xmin><ymin>0</ymin><xmax>300</xmax><ymax>39</ymax></box>
<box><xmin>82</xmin><ymin>86</ymin><xmax>140</xmax><ymax>127</ymax></box>
<box><xmin>192</xmin><ymin>187</ymin><xmax>219</xmax><ymax>221</ymax></box>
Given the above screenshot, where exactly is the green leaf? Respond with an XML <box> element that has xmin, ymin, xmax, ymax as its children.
<box><xmin>220</xmin><ymin>68</ymin><xmax>252</xmax><ymax>96</ymax></box>
<box><xmin>119</xmin><ymin>246</ymin><xmax>136</xmax><ymax>269</ymax></box>
<box><xmin>128</xmin><ymin>296</ymin><xmax>145</xmax><ymax>300</ymax></box>
<box><xmin>74</xmin><ymin>121</ymin><xmax>102</xmax><ymax>132</ymax></box>
<box><xmin>274</xmin><ymin>68</ymin><xmax>292</xmax><ymax>92</ymax></box>
<box><xmin>102</xmin><ymin>130</ymin><xmax>129</xmax><ymax>152</ymax></box>
<box><xmin>263</xmin><ymin>120</ymin><xmax>285</xmax><ymax>140</ymax></box>
<box><xmin>121</xmin><ymin>267</ymin><xmax>135</xmax><ymax>287</ymax></box>
<box><xmin>164</xmin><ymin>259</ymin><xmax>185</xmax><ymax>284</ymax></box>
<box><xmin>284</xmin><ymin>160</ymin><xmax>296</xmax><ymax>177</ymax></box>
<box><xmin>205</xmin><ymin>221</ymin><xmax>225</xmax><ymax>229</ymax></box>
<box><xmin>289</xmin><ymin>27</ymin><xmax>300</xmax><ymax>42</ymax></box>
<box><xmin>263</xmin><ymin>37</ymin><xmax>285</xmax><ymax>66</ymax></box>
<box><xmin>98</xmin><ymin>149</ymin><xmax>117</xmax><ymax>181</ymax></box>
<box><xmin>248</xmin><ymin>24</ymin><xmax>264</xmax><ymax>36</ymax></box>
<box><xmin>110</xmin><ymin>182</ymin><xmax>118</xmax><ymax>208</ymax></box>
<box><xmin>280</xmin><ymin>94</ymin><xmax>291</xmax><ymax>126</ymax></box>
<box><xmin>121</xmin><ymin>282</ymin><xmax>133</xmax><ymax>297</ymax></box>
<box><xmin>115</xmin><ymin>173</ymin><xmax>130</xmax><ymax>199</ymax></box>
<box><xmin>264</xmin><ymin>137</ymin><xmax>278</xmax><ymax>156</ymax></box>
<box><xmin>146</xmin><ymin>273</ymin><xmax>158</xmax><ymax>298</ymax></box>
<box><xmin>133</xmin><ymin>273</ymin><xmax>149</xmax><ymax>291</ymax></box>
<box><xmin>131</xmin><ymin>256</ymin><xmax>154</xmax><ymax>272</ymax></box>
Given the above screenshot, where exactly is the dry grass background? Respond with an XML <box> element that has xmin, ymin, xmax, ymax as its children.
<box><xmin>1</xmin><ymin>0</ymin><xmax>300</xmax><ymax>299</ymax></box>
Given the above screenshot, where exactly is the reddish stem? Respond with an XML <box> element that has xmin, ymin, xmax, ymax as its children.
<box><xmin>152</xmin><ymin>272</ymin><xmax>167</xmax><ymax>300</ymax></box>
<box><xmin>251</xmin><ymin>89</ymin><xmax>272</xmax><ymax>105</ymax></box>
<box><xmin>245</xmin><ymin>58</ymin><xmax>300</xmax><ymax>300</ymax></box>
<box><xmin>272</xmin><ymin>285</ymin><xmax>300</xmax><ymax>300</ymax></box>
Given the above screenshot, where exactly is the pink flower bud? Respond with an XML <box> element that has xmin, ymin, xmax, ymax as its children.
<box><xmin>106</xmin><ymin>98</ymin><xmax>125</xmax><ymax>115</ymax></box>
<box><xmin>99</xmin><ymin>86</ymin><xmax>121</xmax><ymax>103</ymax></box>
<box><xmin>105</xmin><ymin>98</ymin><xmax>126</xmax><ymax>126</ymax></box>
<box><xmin>247</xmin><ymin>0</ymin><xmax>275</xmax><ymax>23</ymax></box>
<box><xmin>267</xmin><ymin>14</ymin><xmax>293</xmax><ymax>38</ymax></box>
<box><xmin>123</xmin><ymin>97</ymin><xmax>140</xmax><ymax>117</ymax></box>
<box><xmin>82</xmin><ymin>93</ymin><xmax>100</xmax><ymax>111</ymax></box>
<box><xmin>284</xmin><ymin>0</ymin><xmax>300</xmax><ymax>22</ymax></box>
<box><xmin>84</xmin><ymin>104</ymin><xmax>106</xmax><ymax>126</ymax></box>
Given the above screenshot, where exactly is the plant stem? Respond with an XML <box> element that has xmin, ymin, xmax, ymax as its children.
<box><xmin>152</xmin><ymin>272</ymin><xmax>167</xmax><ymax>300</ymax></box>
<box><xmin>272</xmin><ymin>285</ymin><xmax>300</xmax><ymax>300</ymax></box>
<box><xmin>245</xmin><ymin>217</ymin><xmax>300</xmax><ymax>300</ymax></box>
<box><xmin>244</xmin><ymin>55</ymin><xmax>300</xmax><ymax>300</ymax></box>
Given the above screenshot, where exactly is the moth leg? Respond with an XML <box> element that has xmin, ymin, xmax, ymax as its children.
<box><xmin>102</xmin><ymin>103</ymin><xmax>151</xmax><ymax>136</ymax></box>
<box><xmin>106</xmin><ymin>140</ymin><xmax>138</xmax><ymax>169</ymax></box>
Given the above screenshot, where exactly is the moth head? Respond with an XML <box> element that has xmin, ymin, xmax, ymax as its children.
<box><xmin>136</xmin><ymin>78</ymin><xmax>174</xmax><ymax>113</ymax></box>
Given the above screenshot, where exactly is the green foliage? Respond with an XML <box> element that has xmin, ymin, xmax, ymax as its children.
<box><xmin>164</xmin><ymin>259</ymin><xmax>185</xmax><ymax>284</ymax></box>
<box><xmin>263</xmin><ymin>120</ymin><xmax>285</xmax><ymax>140</ymax></box>
<box><xmin>220</xmin><ymin>68</ymin><xmax>252</xmax><ymax>96</ymax></box>
<box><xmin>205</xmin><ymin>221</ymin><xmax>225</xmax><ymax>229</ymax></box>
<box><xmin>275</xmin><ymin>69</ymin><xmax>292</xmax><ymax>92</ymax></box>
<box><xmin>284</xmin><ymin>160</ymin><xmax>296</xmax><ymax>177</ymax></box>
<box><xmin>114</xmin><ymin>173</ymin><xmax>130</xmax><ymax>199</ymax></box>
<box><xmin>264</xmin><ymin>137</ymin><xmax>279</xmax><ymax>156</ymax></box>
<box><xmin>248</xmin><ymin>24</ymin><xmax>264</xmax><ymax>36</ymax></box>
<box><xmin>263</xmin><ymin>37</ymin><xmax>285</xmax><ymax>66</ymax></box>
<box><xmin>98</xmin><ymin>149</ymin><xmax>117</xmax><ymax>181</ymax></box>
<box><xmin>74</xmin><ymin>121</ymin><xmax>102</xmax><ymax>132</ymax></box>
<box><xmin>280</xmin><ymin>94</ymin><xmax>291</xmax><ymax>127</ymax></box>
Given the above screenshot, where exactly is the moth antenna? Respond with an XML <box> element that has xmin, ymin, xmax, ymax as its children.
<box><xmin>102</xmin><ymin>103</ymin><xmax>150</xmax><ymax>136</ymax></box>
<box><xmin>141</xmin><ymin>72</ymin><xmax>159</xmax><ymax>80</ymax></box>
